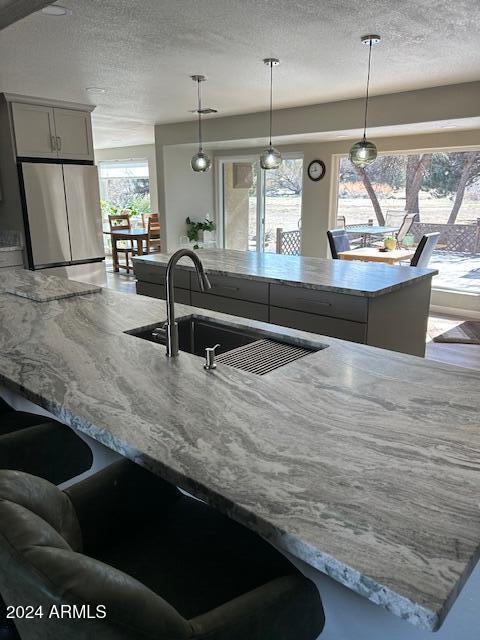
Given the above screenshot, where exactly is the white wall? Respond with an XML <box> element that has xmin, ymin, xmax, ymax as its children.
<box><xmin>163</xmin><ymin>145</ymin><xmax>215</xmax><ymax>250</ymax></box>
<box><xmin>94</xmin><ymin>144</ymin><xmax>159</xmax><ymax>212</ymax></box>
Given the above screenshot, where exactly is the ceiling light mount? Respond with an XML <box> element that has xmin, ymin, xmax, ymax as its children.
<box><xmin>361</xmin><ymin>35</ymin><xmax>381</xmax><ymax>46</ymax></box>
<box><xmin>263</xmin><ymin>57</ymin><xmax>280</xmax><ymax>67</ymax></box>
<box><xmin>41</xmin><ymin>5</ymin><xmax>72</xmax><ymax>16</ymax></box>
<box><xmin>86</xmin><ymin>87</ymin><xmax>106</xmax><ymax>94</ymax></box>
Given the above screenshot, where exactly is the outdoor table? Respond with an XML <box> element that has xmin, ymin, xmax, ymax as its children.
<box><xmin>345</xmin><ymin>225</ymin><xmax>398</xmax><ymax>246</ymax></box>
<box><xmin>103</xmin><ymin>228</ymin><xmax>148</xmax><ymax>272</ymax></box>
<box><xmin>338</xmin><ymin>246</ymin><xmax>416</xmax><ymax>265</ymax></box>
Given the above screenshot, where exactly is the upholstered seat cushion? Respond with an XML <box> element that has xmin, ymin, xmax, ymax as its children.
<box><xmin>0</xmin><ymin>422</ymin><xmax>93</xmax><ymax>485</ymax></box>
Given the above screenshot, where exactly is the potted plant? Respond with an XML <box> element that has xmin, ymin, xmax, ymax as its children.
<box><xmin>186</xmin><ymin>216</ymin><xmax>216</xmax><ymax>249</ymax></box>
<box><xmin>384</xmin><ymin>235</ymin><xmax>397</xmax><ymax>251</ymax></box>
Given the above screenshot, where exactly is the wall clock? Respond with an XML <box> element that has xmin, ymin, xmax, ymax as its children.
<box><xmin>307</xmin><ymin>160</ymin><xmax>326</xmax><ymax>182</ymax></box>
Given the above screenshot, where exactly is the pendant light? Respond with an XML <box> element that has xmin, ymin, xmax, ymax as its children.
<box><xmin>349</xmin><ymin>35</ymin><xmax>381</xmax><ymax>168</ymax></box>
<box><xmin>190</xmin><ymin>75</ymin><xmax>217</xmax><ymax>172</ymax></box>
<box><xmin>260</xmin><ymin>58</ymin><xmax>282</xmax><ymax>170</ymax></box>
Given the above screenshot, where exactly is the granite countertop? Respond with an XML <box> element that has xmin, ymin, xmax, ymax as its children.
<box><xmin>133</xmin><ymin>249</ymin><xmax>437</xmax><ymax>297</ymax></box>
<box><xmin>0</xmin><ymin>270</ymin><xmax>478</xmax><ymax>632</ymax></box>
<box><xmin>0</xmin><ymin>269</ymin><xmax>101</xmax><ymax>301</ymax></box>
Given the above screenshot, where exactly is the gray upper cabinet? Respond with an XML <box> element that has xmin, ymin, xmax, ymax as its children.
<box><xmin>11</xmin><ymin>103</ymin><xmax>57</xmax><ymax>159</ymax></box>
<box><xmin>11</xmin><ymin>102</ymin><xmax>94</xmax><ymax>161</ymax></box>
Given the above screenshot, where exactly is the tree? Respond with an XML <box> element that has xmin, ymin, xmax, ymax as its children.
<box><xmin>423</xmin><ymin>151</ymin><xmax>480</xmax><ymax>224</ymax></box>
<box><xmin>447</xmin><ymin>152</ymin><xmax>478</xmax><ymax>224</ymax></box>
<box><xmin>353</xmin><ymin>165</ymin><xmax>385</xmax><ymax>225</ymax></box>
<box><xmin>265</xmin><ymin>159</ymin><xmax>302</xmax><ymax>196</ymax></box>
<box><xmin>405</xmin><ymin>154</ymin><xmax>432</xmax><ymax>215</ymax></box>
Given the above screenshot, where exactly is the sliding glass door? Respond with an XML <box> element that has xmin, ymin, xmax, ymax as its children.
<box><xmin>219</xmin><ymin>156</ymin><xmax>303</xmax><ymax>254</ymax></box>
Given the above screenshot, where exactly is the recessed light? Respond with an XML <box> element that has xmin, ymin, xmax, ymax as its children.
<box><xmin>41</xmin><ymin>5</ymin><xmax>72</xmax><ymax>16</ymax></box>
<box><xmin>86</xmin><ymin>87</ymin><xmax>106</xmax><ymax>95</ymax></box>
<box><xmin>440</xmin><ymin>123</ymin><xmax>458</xmax><ymax>129</ymax></box>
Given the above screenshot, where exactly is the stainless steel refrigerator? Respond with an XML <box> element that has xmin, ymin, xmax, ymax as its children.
<box><xmin>20</xmin><ymin>162</ymin><xmax>105</xmax><ymax>269</ymax></box>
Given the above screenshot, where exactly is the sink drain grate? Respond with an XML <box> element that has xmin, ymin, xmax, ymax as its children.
<box><xmin>215</xmin><ymin>339</ymin><xmax>313</xmax><ymax>375</ymax></box>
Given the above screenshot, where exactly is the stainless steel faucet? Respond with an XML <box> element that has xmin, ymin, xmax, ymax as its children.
<box><xmin>165</xmin><ymin>249</ymin><xmax>211</xmax><ymax>357</ymax></box>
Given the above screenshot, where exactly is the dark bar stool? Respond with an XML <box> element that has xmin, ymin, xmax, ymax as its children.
<box><xmin>0</xmin><ymin>460</ymin><xmax>326</xmax><ymax>640</ymax></box>
<box><xmin>0</xmin><ymin>397</ymin><xmax>94</xmax><ymax>640</ymax></box>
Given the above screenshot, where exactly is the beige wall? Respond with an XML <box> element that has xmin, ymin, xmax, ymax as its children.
<box><xmin>94</xmin><ymin>144</ymin><xmax>159</xmax><ymax>213</ymax></box>
<box><xmin>162</xmin><ymin>145</ymin><xmax>215</xmax><ymax>250</ymax></box>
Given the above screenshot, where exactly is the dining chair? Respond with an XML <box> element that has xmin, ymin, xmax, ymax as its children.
<box><xmin>336</xmin><ymin>215</ymin><xmax>346</xmax><ymax>228</ymax></box>
<box><xmin>327</xmin><ymin>229</ymin><xmax>350</xmax><ymax>259</ymax></box>
<box><xmin>410</xmin><ymin>232</ymin><xmax>440</xmax><ymax>267</ymax></box>
<box><xmin>384</xmin><ymin>210</ymin><xmax>405</xmax><ymax>229</ymax></box>
<box><xmin>147</xmin><ymin>213</ymin><xmax>161</xmax><ymax>253</ymax></box>
<box><xmin>142</xmin><ymin>212</ymin><xmax>159</xmax><ymax>228</ymax></box>
<box><xmin>0</xmin><ymin>460</ymin><xmax>326</xmax><ymax>640</ymax></box>
<box><xmin>108</xmin><ymin>214</ymin><xmax>135</xmax><ymax>273</ymax></box>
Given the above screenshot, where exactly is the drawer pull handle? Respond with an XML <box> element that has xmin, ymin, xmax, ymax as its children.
<box><xmin>212</xmin><ymin>284</ymin><xmax>240</xmax><ymax>292</ymax></box>
<box><xmin>296</xmin><ymin>298</ymin><xmax>331</xmax><ymax>307</ymax></box>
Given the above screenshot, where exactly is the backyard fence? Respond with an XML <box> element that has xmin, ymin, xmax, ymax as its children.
<box><xmin>410</xmin><ymin>219</ymin><xmax>480</xmax><ymax>253</ymax></box>
<box><xmin>276</xmin><ymin>228</ymin><xmax>301</xmax><ymax>255</ymax></box>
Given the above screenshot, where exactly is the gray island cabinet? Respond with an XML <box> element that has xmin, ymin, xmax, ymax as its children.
<box><xmin>133</xmin><ymin>249</ymin><xmax>436</xmax><ymax>356</ymax></box>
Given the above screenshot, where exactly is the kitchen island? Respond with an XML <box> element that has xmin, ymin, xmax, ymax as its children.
<box><xmin>0</xmin><ymin>269</ymin><xmax>479</xmax><ymax>636</ymax></box>
<box><xmin>133</xmin><ymin>249</ymin><xmax>436</xmax><ymax>356</ymax></box>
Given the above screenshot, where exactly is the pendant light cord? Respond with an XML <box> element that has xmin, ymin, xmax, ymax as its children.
<box><xmin>363</xmin><ymin>40</ymin><xmax>373</xmax><ymax>141</ymax></box>
<box><xmin>197</xmin><ymin>78</ymin><xmax>203</xmax><ymax>152</ymax></box>
<box><xmin>269</xmin><ymin>61</ymin><xmax>273</xmax><ymax>147</ymax></box>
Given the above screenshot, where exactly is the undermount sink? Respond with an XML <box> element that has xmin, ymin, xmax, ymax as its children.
<box><xmin>126</xmin><ymin>315</ymin><xmax>326</xmax><ymax>375</ymax></box>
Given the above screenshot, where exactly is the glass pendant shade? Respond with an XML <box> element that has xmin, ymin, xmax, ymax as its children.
<box><xmin>191</xmin><ymin>150</ymin><xmax>211</xmax><ymax>172</ymax></box>
<box><xmin>349</xmin><ymin>139</ymin><xmax>378</xmax><ymax>168</ymax></box>
<box><xmin>260</xmin><ymin>145</ymin><xmax>282</xmax><ymax>170</ymax></box>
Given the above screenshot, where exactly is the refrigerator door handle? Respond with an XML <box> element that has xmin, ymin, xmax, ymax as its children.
<box><xmin>56</xmin><ymin>136</ymin><xmax>62</xmax><ymax>151</ymax></box>
<box><xmin>50</xmin><ymin>135</ymin><xmax>57</xmax><ymax>152</ymax></box>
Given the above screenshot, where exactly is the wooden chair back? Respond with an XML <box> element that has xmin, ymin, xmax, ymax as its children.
<box><xmin>108</xmin><ymin>214</ymin><xmax>131</xmax><ymax>231</ymax></box>
<box><xmin>147</xmin><ymin>214</ymin><xmax>161</xmax><ymax>253</ymax></box>
<box><xmin>142</xmin><ymin>212</ymin><xmax>160</xmax><ymax>228</ymax></box>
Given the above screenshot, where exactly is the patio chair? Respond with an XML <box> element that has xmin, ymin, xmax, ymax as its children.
<box><xmin>336</xmin><ymin>215</ymin><xmax>346</xmax><ymax>228</ymax></box>
<box><xmin>410</xmin><ymin>232</ymin><xmax>440</xmax><ymax>267</ymax></box>
<box><xmin>327</xmin><ymin>229</ymin><xmax>350</xmax><ymax>259</ymax></box>
<box><xmin>396</xmin><ymin>213</ymin><xmax>418</xmax><ymax>246</ymax></box>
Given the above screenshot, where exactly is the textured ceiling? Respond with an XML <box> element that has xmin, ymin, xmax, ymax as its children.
<box><xmin>0</xmin><ymin>0</ymin><xmax>479</xmax><ymax>148</ymax></box>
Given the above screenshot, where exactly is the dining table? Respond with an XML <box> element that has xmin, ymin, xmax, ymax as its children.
<box><xmin>345</xmin><ymin>225</ymin><xmax>398</xmax><ymax>246</ymax></box>
<box><xmin>103</xmin><ymin>228</ymin><xmax>149</xmax><ymax>272</ymax></box>
<box><xmin>338</xmin><ymin>246</ymin><xmax>416</xmax><ymax>265</ymax></box>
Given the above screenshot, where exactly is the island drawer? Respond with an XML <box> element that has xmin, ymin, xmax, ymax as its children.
<box><xmin>136</xmin><ymin>281</ymin><xmax>191</xmax><ymax>305</ymax></box>
<box><xmin>134</xmin><ymin>263</ymin><xmax>190</xmax><ymax>289</ymax></box>
<box><xmin>270</xmin><ymin>284</ymin><xmax>368</xmax><ymax>322</ymax></box>
<box><xmin>0</xmin><ymin>250</ymin><xmax>24</xmax><ymax>268</ymax></box>
<box><xmin>270</xmin><ymin>307</ymin><xmax>367</xmax><ymax>343</ymax></box>
<box><xmin>191</xmin><ymin>273</ymin><xmax>268</xmax><ymax>304</ymax></box>
<box><xmin>191</xmin><ymin>291</ymin><xmax>269</xmax><ymax>322</ymax></box>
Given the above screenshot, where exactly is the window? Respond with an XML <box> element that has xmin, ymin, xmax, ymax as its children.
<box><xmin>98</xmin><ymin>160</ymin><xmax>151</xmax><ymax>220</ymax></box>
<box><xmin>336</xmin><ymin>150</ymin><xmax>480</xmax><ymax>294</ymax></box>
<box><xmin>220</xmin><ymin>156</ymin><xmax>303</xmax><ymax>254</ymax></box>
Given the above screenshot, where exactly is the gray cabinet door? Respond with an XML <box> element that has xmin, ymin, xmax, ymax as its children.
<box><xmin>191</xmin><ymin>273</ymin><xmax>269</xmax><ymax>304</ymax></box>
<box><xmin>137</xmin><ymin>281</ymin><xmax>191</xmax><ymax>304</ymax></box>
<box><xmin>191</xmin><ymin>292</ymin><xmax>269</xmax><ymax>322</ymax></box>
<box><xmin>21</xmin><ymin>163</ymin><xmax>71</xmax><ymax>267</ymax></box>
<box><xmin>12</xmin><ymin>103</ymin><xmax>57</xmax><ymax>158</ymax></box>
<box><xmin>53</xmin><ymin>108</ymin><xmax>94</xmax><ymax>161</ymax></box>
<box><xmin>270</xmin><ymin>307</ymin><xmax>367</xmax><ymax>343</ymax></box>
<box><xmin>270</xmin><ymin>284</ymin><xmax>368</xmax><ymax>322</ymax></box>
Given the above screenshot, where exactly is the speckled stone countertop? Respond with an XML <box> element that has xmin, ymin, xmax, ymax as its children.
<box><xmin>0</xmin><ymin>270</ymin><xmax>478</xmax><ymax>632</ymax></box>
<box><xmin>134</xmin><ymin>249</ymin><xmax>437</xmax><ymax>297</ymax></box>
